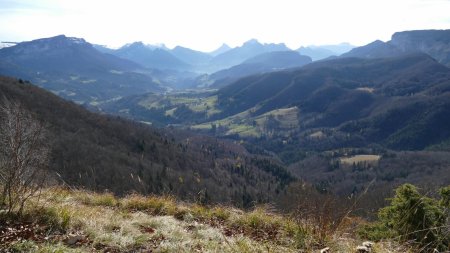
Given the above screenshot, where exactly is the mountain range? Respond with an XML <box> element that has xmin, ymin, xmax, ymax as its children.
<box><xmin>93</xmin><ymin>39</ymin><xmax>321</xmax><ymax>74</ymax></box>
<box><xmin>2</xmin><ymin>29</ymin><xmax>450</xmax><ymax>157</ymax></box>
<box><xmin>0</xmin><ymin>35</ymin><xmax>330</xmax><ymax>102</ymax></box>
<box><xmin>297</xmin><ymin>43</ymin><xmax>355</xmax><ymax>61</ymax></box>
<box><xmin>101</xmin><ymin>30</ymin><xmax>450</xmax><ymax>160</ymax></box>
<box><xmin>187</xmin><ymin>51</ymin><xmax>312</xmax><ymax>89</ymax></box>
<box><xmin>0</xmin><ymin>35</ymin><xmax>164</xmax><ymax>103</ymax></box>
<box><xmin>342</xmin><ymin>29</ymin><xmax>450</xmax><ymax>67</ymax></box>
<box><xmin>113</xmin><ymin>42</ymin><xmax>191</xmax><ymax>71</ymax></box>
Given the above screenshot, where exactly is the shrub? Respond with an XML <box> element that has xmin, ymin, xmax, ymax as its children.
<box><xmin>439</xmin><ymin>186</ymin><xmax>450</xmax><ymax>208</ymax></box>
<box><xmin>0</xmin><ymin>99</ymin><xmax>49</xmax><ymax>215</ymax></box>
<box><xmin>359</xmin><ymin>183</ymin><xmax>450</xmax><ymax>252</ymax></box>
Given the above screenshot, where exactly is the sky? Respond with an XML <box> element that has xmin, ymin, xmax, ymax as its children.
<box><xmin>0</xmin><ymin>0</ymin><xmax>449</xmax><ymax>52</ymax></box>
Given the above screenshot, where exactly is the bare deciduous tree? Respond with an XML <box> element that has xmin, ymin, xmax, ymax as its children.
<box><xmin>0</xmin><ymin>98</ymin><xmax>48</xmax><ymax>214</ymax></box>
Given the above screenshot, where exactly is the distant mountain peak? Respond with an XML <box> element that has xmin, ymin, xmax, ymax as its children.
<box><xmin>209</xmin><ymin>40</ymin><xmax>292</xmax><ymax>70</ymax></box>
<box><xmin>26</xmin><ymin>35</ymin><xmax>88</xmax><ymax>46</ymax></box>
<box><xmin>1</xmin><ymin>35</ymin><xmax>92</xmax><ymax>56</ymax></box>
<box><xmin>244</xmin><ymin>39</ymin><xmax>261</xmax><ymax>45</ymax></box>
<box><xmin>113</xmin><ymin>41</ymin><xmax>190</xmax><ymax>70</ymax></box>
<box><xmin>297</xmin><ymin>43</ymin><xmax>355</xmax><ymax>60</ymax></box>
<box><xmin>66</xmin><ymin>37</ymin><xmax>87</xmax><ymax>44</ymax></box>
<box><xmin>123</xmin><ymin>41</ymin><xmax>146</xmax><ymax>48</ymax></box>
<box><xmin>368</xmin><ymin>40</ymin><xmax>386</xmax><ymax>45</ymax></box>
<box><xmin>172</xmin><ymin>45</ymin><xmax>199</xmax><ymax>52</ymax></box>
<box><xmin>120</xmin><ymin>42</ymin><xmax>168</xmax><ymax>51</ymax></box>
<box><xmin>47</xmin><ymin>34</ymin><xmax>70</xmax><ymax>41</ymax></box>
<box><xmin>173</xmin><ymin>45</ymin><xmax>186</xmax><ymax>50</ymax></box>
<box><xmin>210</xmin><ymin>43</ymin><xmax>231</xmax><ymax>56</ymax></box>
<box><xmin>54</xmin><ymin>34</ymin><xmax>86</xmax><ymax>42</ymax></box>
<box><xmin>242</xmin><ymin>39</ymin><xmax>289</xmax><ymax>48</ymax></box>
<box><xmin>339</xmin><ymin>39</ymin><xmax>402</xmax><ymax>59</ymax></box>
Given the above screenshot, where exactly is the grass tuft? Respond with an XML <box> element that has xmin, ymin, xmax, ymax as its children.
<box><xmin>189</xmin><ymin>204</ymin><xmax>231</xmax><ymax>222</ymax></box>
<box><xmin>120</xmin><ymin>194</ymin><xmax>177</xmax><ymax>215</ymax></box>
<box><xmin>233</xmin><ymin>207</ymin><xmax>282</xmax><ymax>231</ymax></box>
<box><xmin>23</xmin><ymin>205</ymin><xmax>72</xmax><ymax>231</ymax></box>
<box><xmin>8</xmin><ymin>240</ymin><xmax>38</xmax><ymax>253</ymax></box>
<box><xmin>74</xmin><ymin>191</ymin><xmax>118</xmax><ymax>207</ymax></box>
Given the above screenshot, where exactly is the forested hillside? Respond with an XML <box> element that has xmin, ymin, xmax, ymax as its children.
<box><xmin>0</xmin><ymin>76</ymin><xmax>293</xmax><ymax>208</ymax></box>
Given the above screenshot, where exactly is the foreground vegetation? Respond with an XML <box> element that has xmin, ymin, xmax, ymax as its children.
<box><xmin>0</xmin><ymin>187</ymin><xmax>420</xmax><ymax>253</ymax></box>
<box><xmin>359</xmin><ymin>184</ymin><xmax>450</xmax><ymax>252</ymax></box>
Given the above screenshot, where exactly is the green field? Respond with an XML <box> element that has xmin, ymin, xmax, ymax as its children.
<box><xmin>138</xmin><ymin>94</ymin><xmax>221</xmax><ymax>118</ymax></box>
<box><xmin>340</xmin><ymin>154</ymin><xmax>381</xmax><ymax>165</ymax></box>
<box><xmin>193</xmin><ymin>106</ymin><xmax>300</xmax><ymax>137</ymax></box>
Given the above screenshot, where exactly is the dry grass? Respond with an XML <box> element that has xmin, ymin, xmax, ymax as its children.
<box><xmin>73</xmin><ymin>190</ymin><xmax>118</xmax><ymax>207</ymax></box>
<box><xmin>0</xmin><ymin>187</ymin><xmax>409</xmax><ymax>252</ymax></box>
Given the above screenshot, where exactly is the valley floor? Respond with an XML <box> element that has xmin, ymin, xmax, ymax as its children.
<box><xmin>0</xmin><ymin>188</ymin><xmax>409</xmax><ymax>253</ymax></box>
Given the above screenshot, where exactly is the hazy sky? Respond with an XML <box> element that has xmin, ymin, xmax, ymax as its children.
<box><xmin>1</xmin><ymin>0</ymin><xmax>449</xmax><ymax>52</ymax></box>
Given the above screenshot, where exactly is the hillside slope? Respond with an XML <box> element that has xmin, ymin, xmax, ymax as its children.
<box><xmin>212</xmin><ymin>53</ymin><xmax>450</xmax><ymax>150</ymax></box>
<box><xmin>0</xmin><ymin>76</ymin><xmax>293</xmax><ymax>207</ymax></box>
<box><xmin>103</xmin><ymin>53</ymin><xmax>450</xmax><ymax>152</ymax></box>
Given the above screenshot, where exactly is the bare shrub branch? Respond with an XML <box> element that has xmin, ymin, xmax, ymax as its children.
<box><xmin>0</xmin><ymin>98</ymin><xmax>49</xmax><ymax>214</ymax></box>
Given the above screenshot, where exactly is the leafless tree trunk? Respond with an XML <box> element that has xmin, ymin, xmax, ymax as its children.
<box><xmin>0</xmin><ymin>98</ymin><xmax>49</xmax><ymax>215</ymax></box>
